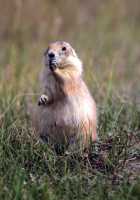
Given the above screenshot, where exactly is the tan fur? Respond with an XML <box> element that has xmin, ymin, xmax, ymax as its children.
<box><xmin>33</xmin><ymin>41</ymin><xmax>97</xmax><ymax>147</ymax></box>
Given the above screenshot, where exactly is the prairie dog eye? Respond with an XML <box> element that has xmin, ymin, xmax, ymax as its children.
<box><xmin>62</xmin><ymin>46</ymin><xmax>67</xmax><ymax>51</ymax></box>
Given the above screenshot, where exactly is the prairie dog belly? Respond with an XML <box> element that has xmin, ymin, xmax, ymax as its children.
<box><xmin>37</xmin><ymin>93</ymin><xmax>96</xmax><ymax>144</ymax></box>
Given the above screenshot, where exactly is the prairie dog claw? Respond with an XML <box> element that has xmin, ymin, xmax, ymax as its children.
<box><xmin>38</xmin><ymin>94</ymin><xmax>49</xmax><ymax>106</ymax></box>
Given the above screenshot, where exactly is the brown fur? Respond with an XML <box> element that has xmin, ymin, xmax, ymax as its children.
<box><xmin>32</xmin><ymin>41</ymin><xmax>97</xmax><ymax>148</ymax></box>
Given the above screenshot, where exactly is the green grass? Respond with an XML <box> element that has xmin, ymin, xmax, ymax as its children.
<box><xmin>0</xmin><ymin>97</ymin><xmax>139</xmax><ymax>200</ymax></box>
<box><xmin>0</xmin><ymin>1</ymin><xmax>140</xmax><ymax>199</ymax></box>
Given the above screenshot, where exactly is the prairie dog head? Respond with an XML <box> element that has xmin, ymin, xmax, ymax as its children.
<box><xmin>44</xmin><ymin>41</ymin><xmax>83</xmax><ymax>76</ymax></box>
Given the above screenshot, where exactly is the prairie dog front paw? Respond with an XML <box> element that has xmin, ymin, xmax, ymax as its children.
<box><xmin>38</xmin><ymin>94</ymin><xmax>49</xmax><ymax>106</ymax></box>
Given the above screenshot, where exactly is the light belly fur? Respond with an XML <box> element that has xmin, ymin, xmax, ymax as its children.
<box><xmin>37</xmin><ymin>93</ymin><xmax>96</xmax><ymax>143</ymax></box>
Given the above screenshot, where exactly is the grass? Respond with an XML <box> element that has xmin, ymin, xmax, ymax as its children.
<box><xmin>0</xmin><ymin>98</ymin><xmax>139</xmax><ymax>200</ymax></box>
<box><xmin>0</xmin><ymin>1</ymin><xmax>140</xmax><ymax>199</ymax></box>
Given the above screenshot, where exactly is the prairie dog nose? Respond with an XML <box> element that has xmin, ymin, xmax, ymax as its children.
<box><xmin>48</xmin><ymin>52</ymin><xmax>55</xmax><ymax>59</ymax></box>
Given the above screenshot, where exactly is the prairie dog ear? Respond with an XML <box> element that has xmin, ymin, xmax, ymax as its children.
<box><xmin>71</xmin><ymin>48</ymin><xmax>77</xmax><ymax>57</ymax></box>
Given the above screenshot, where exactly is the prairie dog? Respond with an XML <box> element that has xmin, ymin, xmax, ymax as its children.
<box><xmin>34</xmin><ymin>41</ymin><xmax>97</xmax><ymax>148</ymax></box>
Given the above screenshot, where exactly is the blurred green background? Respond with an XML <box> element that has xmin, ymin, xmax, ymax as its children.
<box><xmin>0</xmin><ymin>0</ymin><xmax>140</xmax><ymax>102</ymax></box>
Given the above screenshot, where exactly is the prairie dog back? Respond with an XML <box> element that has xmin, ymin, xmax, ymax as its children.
<box><xmin>34</xmin><ymin>41</ymin><xmax>97</xmax><ymax>148</ymax></box>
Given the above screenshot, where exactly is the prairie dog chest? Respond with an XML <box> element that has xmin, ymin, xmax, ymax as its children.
<box><xmin>41</xmin><ymin>94</ymin><xmax>92</xmax><ymax>126</ymax></box>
